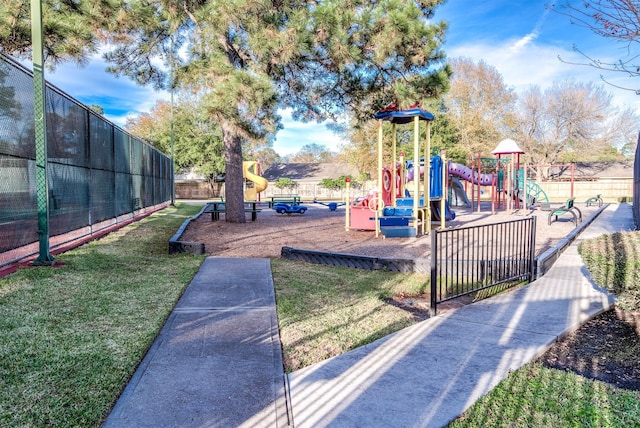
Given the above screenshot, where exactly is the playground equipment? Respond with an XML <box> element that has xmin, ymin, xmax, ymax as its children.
<box><xmin>314</xmin><ymin>201</ymin><xmax>346</xmax><ymax>211</ymax></box>
<box><xmin>449</xmin><ymin>140</ymin><xmax>550</xmax><ymax>213</ymax></box>
<box><xmin>346</xmin><ymin>105</ymin><xmax>454</xmax><ymax>237</ymax></box>
<box><xmin>273</xmin><ymin>203</ymin><xmax>307</xmax><ymax>215</ymax></box>
<box><xmin>242</xmin><ymin>161</ymin><xmax>268</xmax><ymax>201</ymax></box>
<box><xmin>344</xmin><ymin>108</ymin><xmax>561</xmax><ymax>236</ymax></box>
<box><xmin>448</xmin><ymin>177</ymin><xmax>471</xmax><ymax>207</ymax></box>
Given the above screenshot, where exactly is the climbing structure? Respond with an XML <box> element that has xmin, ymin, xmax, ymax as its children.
<box><xmin>350</xmin><ymin>105</ymin><xmax>454</xmax><ymax>237</ymax></box>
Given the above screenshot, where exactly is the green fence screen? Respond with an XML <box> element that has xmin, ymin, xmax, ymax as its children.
<box><xmin>0</xmin><ymin>53</ymin><xmax>172</xmax><ymax>265</ymax></box>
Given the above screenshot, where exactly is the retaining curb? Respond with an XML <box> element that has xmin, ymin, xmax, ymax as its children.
<box><xmin>281</xmin><ymin>205</ymin><xmax>610</xmax><ymax>277</ymax></box>
<box><xmin>281</xmin><ymin>246</ymin><xmax>429</xmax><ymax>273</ymax></box>
<box><xmin>534</xmin><ymin>203</ymin><xmax>609</xmax><ymax>278</ymax></box>
<box><xmin>168</xmin><ymin>204</ymin><xmax>209</xmax><ymax>255</ymax></box>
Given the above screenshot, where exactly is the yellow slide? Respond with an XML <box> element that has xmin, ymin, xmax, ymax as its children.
<box><xmin>243</xmin><ymin>161</ymin><xmax>268</xmax><ymax>201</ymax></box>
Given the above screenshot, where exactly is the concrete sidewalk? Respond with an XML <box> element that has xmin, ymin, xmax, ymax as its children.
<box><xmin>287</xmin><ymin>203</ymin><xmax>635</xmax><ymax>427</ymax></box>
<box><xmin>103</xmin><ymin>258</ymin><xmax>290</xmax><ymax>428</ymax></box>
<box><xmin>104</xmin><ymin>204</ymin><xmax>635</xmax><ymax>428</ymax></box>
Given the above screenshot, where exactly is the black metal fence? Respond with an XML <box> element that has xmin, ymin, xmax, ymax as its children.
<box><xmin>430</xmin><ymin>217</ymin><xmax>537</xmax><ymax>315</ymax></box>
<box><xmin>0</xmin><ymin>53</ymin><xmax>172</xmax><ymax>266</ymax></box>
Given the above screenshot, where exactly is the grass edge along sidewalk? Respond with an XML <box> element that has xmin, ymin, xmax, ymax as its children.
<box><xmin>0</xmin><ymin>202</ymin><xmax>428</xmax><ymax>427</ymax></box>
<box><xmin>0</xmin><ymin>203</ymin><xmax>205</xmax><ymax>427</ymax></box>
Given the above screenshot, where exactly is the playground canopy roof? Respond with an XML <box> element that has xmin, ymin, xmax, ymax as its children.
<box><xmin>492</xmin><ymin>138</ymin><xmax>524</xmax><ymax>155</ymax></box>
<box><xmin>374</xmin><ymin>108</ymin><xmax>435</xmax><ymax>124</ymax></box>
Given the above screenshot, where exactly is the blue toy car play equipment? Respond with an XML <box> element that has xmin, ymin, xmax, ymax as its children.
<box><xmin>273</xmin><ymin>203</ymin><xmax>308</xmax><ymax>215</ymax></box>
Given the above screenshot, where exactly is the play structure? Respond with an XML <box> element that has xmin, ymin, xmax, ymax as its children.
<box><xmin>242</xmin><ymin>161</ymin><xmax>268</xmax><ymax>201</ymax></box>
<box><xmin>343</xmin><ymin>106</ymin><xmax>557</xmax><ymax>238</ymax></box>
<box><xmin>456</xmin><ymin>140</ymin><xmax>551</xmax><ymax>213</ymax></box>
<box><xmin>345</xmin><ymin>105</ymin><xmax>454</xmax><ymax>238</ymax></box>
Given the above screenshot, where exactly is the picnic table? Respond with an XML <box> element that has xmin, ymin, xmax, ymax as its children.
<box><xmin>207</xmin><ymin>201</ymin><xmax>261</xmax><ymax>221</ymax></box>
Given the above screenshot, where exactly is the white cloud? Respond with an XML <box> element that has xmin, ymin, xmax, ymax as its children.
<box><xmin>448</xmin><ymin>39</ymin><xmax>640</xmax><ymax>113</ymax></box>
<box><xmin>272</xmin><ymin>109</ymin><xmax>347</xmax><ymax>156</ymax></box>
<box><xmin>511</xmin><ymin>5</ymin><xmax>552</xmax><ymax>52</ymax></box>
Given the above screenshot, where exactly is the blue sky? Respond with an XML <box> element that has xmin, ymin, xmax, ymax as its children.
<box><xmin>46</xmin><ymin>0</ymin><xmax>639</xmax><ymax>156</ymax></box>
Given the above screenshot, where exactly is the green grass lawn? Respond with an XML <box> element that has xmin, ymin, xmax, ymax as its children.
<box><xmin>448</xmin><ymin>362</ymin><xmax>640</xmax><ymax>427</ymax></box>
<box><xmin>1</xmin><ymin>203</ymin><xmax>638</xmax><ymax>427</ymax></box>
<box><xmin>0</xmin><ymin>204</ymin><xmax>205</xmax><ymax>427</ymax></box>
<box><xmin>271</xmin><ymin>258</ymin><xmax>429</xmax><ymax>372</ymax></box>
<box><xmin>0</xmin><ymin>203</ymin><xmax>430</xmax><ymax>426</ymax></box>
<box><xmin>578</xmin><ymin>230</ymin><xmax>640</xmax><ymax>311</ymax></box>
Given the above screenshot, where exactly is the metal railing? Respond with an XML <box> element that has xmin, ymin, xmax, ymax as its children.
<box><xmin>430</xmin><ymin>217</ymin><xmax>537</xmax><ymax>315</ymax></box>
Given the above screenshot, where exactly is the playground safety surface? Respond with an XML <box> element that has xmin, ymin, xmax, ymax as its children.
<box><xmin>179</xmin><ymin>202</ymin><xmax>601</xmax><ymax>259</ymax></box>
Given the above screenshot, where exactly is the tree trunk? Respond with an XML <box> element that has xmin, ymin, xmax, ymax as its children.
<box><xmin>221</xmin><ymin>122</ymin><xmax>245</xmax><ymax>223</ymax></box>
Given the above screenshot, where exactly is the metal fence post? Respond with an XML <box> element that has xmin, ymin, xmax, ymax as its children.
<box><xmin>31</xmin><ymin>0</ymin><xmax>54</xmax><ymax>266</ymax></box>
<box><xmin>529</xmin><ymin>216</ymin><xmax>537</xmax><ymax>281</ymax></box>
<box><xmin>430</xmin><ymin>229</ymin><xmax>438</xmax><ymax>316</ymax></box>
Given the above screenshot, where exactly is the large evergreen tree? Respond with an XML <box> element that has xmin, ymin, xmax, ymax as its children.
<box><xmin>3</xmin><ymin>0</ymin><xmax>450</xmax><ymax>222</ymax></box>
<box><xmin>105</xmin><ymin>0</ymin><xmax>450</xmax><ymax>222</ymax></box>
<box><xmin>0</xmin><ymin>0</ymin><xmax>123</xmax><ymax>67</ymax></box>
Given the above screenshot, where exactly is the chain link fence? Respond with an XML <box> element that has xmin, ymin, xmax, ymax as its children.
<box><xmin>0</xmin><ymin>53</ymin><xmax>172</xmax><ymax>266</ymax></box>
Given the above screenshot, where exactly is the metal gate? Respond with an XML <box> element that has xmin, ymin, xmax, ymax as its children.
<box><xmin>430</xmin><ymin>217</ymin><xmax>536</xmax><ymax>315</ymax></box>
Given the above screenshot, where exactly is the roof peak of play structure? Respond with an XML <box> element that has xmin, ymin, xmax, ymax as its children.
<box><xmin>491</xmin><ymin>138</ymin><xmax>524</xmax><ymax>155</ymax></box>
<box><xmin>374</xmin><ymin>103</ymin><xmax>434</xmax><ymax>124</ymax></box>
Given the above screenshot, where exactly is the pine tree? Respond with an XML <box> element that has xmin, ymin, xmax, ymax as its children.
<box><xmin>9</xmin><ymin>0</ymin><xmax>451</xmax><ymax>222</ymax></box>
<box><xmin>0</xmin><ymin>0</ymin><xmax>124</xmax><ymax>67</ymax></box>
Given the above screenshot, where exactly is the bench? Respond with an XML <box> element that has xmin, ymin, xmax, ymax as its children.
<box><xmin>548</xmin><ymin>198</ymin><xmax>582</xmax><ymax>226</ymax></box>
<box><xmin>586</xmin><ymin>194</ymin><xmax>603</xmax><ymax>207</ymax></box>
<box><xmin>269</xmin><ymin>195</ymin><xmax>301</xmax><ymax>208</ymax></box>
<box><xmin>207</xmin><ymin>202</ymin><xmax>261</xmax><ymax>221</ymax></box>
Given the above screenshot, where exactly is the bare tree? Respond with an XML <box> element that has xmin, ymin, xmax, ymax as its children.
<box><xmin>444</xmin><ymin>57</ymin><xmax>518</xmax><ymax>158</ymax></box>
<box><xmin>515</xmin><ymin>80</ymin><xmax>637</xmax><ymax>177</ymax></box>
<box><xmin>287</xmin><ymin>143</ymin><xmax>336</xmax><ymax>164</ymax></box>
<box><xmin>555</xmin><ymin>0</ymin><xmax>640</xmax><ymax>93</ymax></box>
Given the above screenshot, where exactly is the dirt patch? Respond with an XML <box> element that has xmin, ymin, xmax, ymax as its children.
<box><xmin>538</xmin><ymin>308</ymin><xmax>640</xmax><ymax>390</ymax></box>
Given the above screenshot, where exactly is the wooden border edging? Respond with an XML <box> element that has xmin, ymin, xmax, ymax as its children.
<box><xmin>281</xmin><ymin>205</ymin><xmax>609</xmax><ymax>277</ymax></box>
<box><xmin>167</xmin><ymin>203</ymin><xmax>610</xmax><ymax>271</ymax></box>
<box><xmin>281</xmin><ymin>246</ymin><xmax>430</xmax><ymax>273</ymax></box>
<box><xmin>168</xmin><ymin>205</ymin><xmax>208</xmax><ymax>255</ymax></box>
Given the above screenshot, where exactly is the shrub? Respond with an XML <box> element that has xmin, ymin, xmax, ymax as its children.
<box><xmin>318</xmin><ymin>175</ymin><xmax>359</xmax><ymax>190</ymax></box>
<box><xmin>274</xmin><ymin>178</ymin><xmax>297</xmax><ymax>192</ymax></box>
